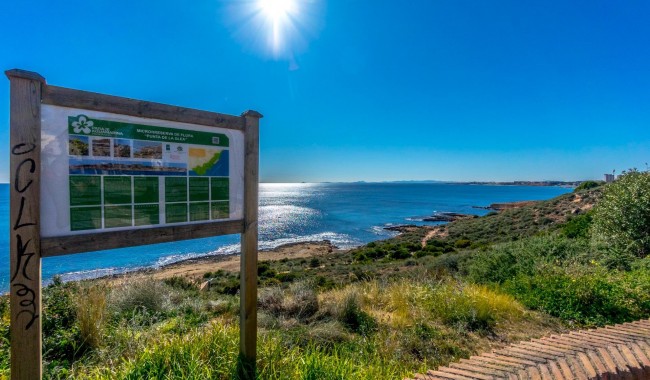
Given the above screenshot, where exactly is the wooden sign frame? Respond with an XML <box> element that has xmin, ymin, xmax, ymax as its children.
<box><xmin>6</xmin><ymin>69</ymin><xmax>262</xmax><ymax>379</ymax></box>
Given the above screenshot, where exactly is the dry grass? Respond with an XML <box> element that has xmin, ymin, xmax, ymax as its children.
<box><xmin>76</xmin><ymin>284</ymin><xmax>108</xmax><ymax>349</ymax></box>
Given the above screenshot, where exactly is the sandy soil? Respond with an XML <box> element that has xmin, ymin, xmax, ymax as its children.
<box><xmin>422</xmin><ymin>226</ymin><xmax>448</xmax><ymax>247</ymax></box>
<box><xmin>136</xmin><ymin>241</ymin><xmax>339</xmax><ymax>282</ymax></box>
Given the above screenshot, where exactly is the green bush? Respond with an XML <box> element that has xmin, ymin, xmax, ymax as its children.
<box><xmin>109</xmin><ymin>278</ymin><xmax>170</xmax><ymax>317</ymax></box>
<box><xmin>309</xmin><ymin>258</ymin><xmax>321</xmax><ymax>268</ymax></box>
<box><xmin>560</xmin><ymin>212</ymin><xmax>593</xmax><ymax>239</ymax></box>
<box><xmin>338</xmin><ymin>293</ymin><xmax>377</xmax><ymax>336</ymax></box>
<box><xmin>42</xmin><ymin>278</ymin><xmax>89</xmax><ymax>365</ymax></box>
<box><xmin>0</xmin><ymin>296</ymin><xmax>10</xmax><ymax>375</ymax></box>
<box><xmin>422</xmin><ymin>282</ymin><xmax>523</xmax><ymax>332</ymax></box>
<box><xmin>466</xmin><ymin>234</ymin><xmax>592</xmax><ymax>284</ymax></box>
<box><xmin>574</xmin><ymin>180</ymin><xmax>602</xmax><ymax>192</ymax></box>
<box><xmin>503</xmin><ymin>266</ymin><xmax>650</xmax><ymax>326</ymax></box>
<box><xmin>389</xmin><ymin>247</ymin><xmax>411</xmax><ymax>260</ymax></box>
<box><xmin>164</xmin><ymin>276</ymin><xmax>197</xmax><ymax>291</ymax></box>
<box><xmin>591</xmin><ymin>169</ymin><xmax>650</xmax><ymax>258</ymax></box>
<box><xmin>275</xmin><ymin>272</ymin><xmax>297</xmax><ymax>283</ymax></box>
<box><xmin>454</xmin><ymin>239</ymin><xmax>471</xmax><ymax>249</ymax></box>
<box><xmin>258</xmin><ymin>282</ymin><xmax>319</xmax><ymax>321</ymax></box>
<box><xmin>258</xmin><ymin>262</ymin><xmax>277</xmax><ymax>278</ymax></box>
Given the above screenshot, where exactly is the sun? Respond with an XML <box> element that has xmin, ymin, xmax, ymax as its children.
<box><xmin>259</xmin><ymin>0</ymin><xmax>296</xmax><ymax>21</ymax></box>
<box><xmin>226</xmin><ymin>0</ymin><xmax>320</xmax><ymax>59</ymax></box>
<box><xmin>256</xmin><ymin>0</ymin><xmax>299</xmax><ymax>54</ymax></box>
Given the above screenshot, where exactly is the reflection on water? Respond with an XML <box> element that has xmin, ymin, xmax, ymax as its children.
<box><xmin>0</xmin><ymin>182</ymin><xmax>571</xmax><ymax>290</ymax></box>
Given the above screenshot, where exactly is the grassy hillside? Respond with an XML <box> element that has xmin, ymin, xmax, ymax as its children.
<box><xmin>441</xmin><ymin>186</ymin><xmax>603</xmax><ymax>244</ymax></box>
<box><xmin>2</xmin><ymin>180</ymin><xmax>649</xmax><ymax>379</ymax></box>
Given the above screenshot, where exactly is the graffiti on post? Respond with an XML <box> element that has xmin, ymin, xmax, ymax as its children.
<box><xmin>11</xmin><ymin>142</ymin><xmax>39</xmax><ymax>330</ymax></box>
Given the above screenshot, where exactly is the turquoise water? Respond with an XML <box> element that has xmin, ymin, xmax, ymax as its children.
<box><xmin>0</xmin><ymin>182</ymin><xmax>571</xmax><ymax>291</ymax></box>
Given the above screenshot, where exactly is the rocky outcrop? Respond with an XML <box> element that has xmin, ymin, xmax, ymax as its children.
<box><xmin>473</xmin><ymin>201</ymin><xmax>539</xmax><ymax>211</ymax></box>
<box><xmin>423</xmin><ymin>212</ymin><xmax>478</xmax><ymax>222</ymax></box>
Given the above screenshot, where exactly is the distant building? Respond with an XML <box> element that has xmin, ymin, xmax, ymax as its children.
<box><xmin>604</xmin><ymin>174</ymin><xmax>615</xmax><ymax>183</ymax></box>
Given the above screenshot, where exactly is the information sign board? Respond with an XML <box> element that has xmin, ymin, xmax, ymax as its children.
<box><xmin>6</xmin><ymin>69</ymin><xmax>261</xmax><ymax>380</ymax></box>
<box><xmin>40</xmin><ymin>106</ymin><xmax>245</xmax><ymax>237</ymax></box>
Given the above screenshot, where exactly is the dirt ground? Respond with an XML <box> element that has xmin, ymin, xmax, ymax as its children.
<box><xmin>135</xmin><ymin>241</ymin><xmax>339</xmax><ymax>281</ymax></box>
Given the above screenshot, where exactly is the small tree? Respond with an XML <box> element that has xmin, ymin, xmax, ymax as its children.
<box><xmin>591</xmin><ymin>169</ymin><xmax>650</xmax><ymax>258</ymax></box>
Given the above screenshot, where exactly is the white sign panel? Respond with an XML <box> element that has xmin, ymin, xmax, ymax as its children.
<box><xmin>40</xmin><ymin>105</ymin><xmax>245</xmax><ymax>237</ymax></box>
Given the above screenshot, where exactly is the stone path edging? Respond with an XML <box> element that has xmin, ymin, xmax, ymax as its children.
<box><xmin>406</xmin><ymin>319</ymin><xmax>650</xmax><ymax>380</ymax></box>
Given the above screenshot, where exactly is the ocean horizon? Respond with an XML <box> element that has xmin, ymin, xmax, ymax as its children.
<box><xmin>0</xmin><ymin>182</ymin><xmax>571</xmax><ymax>291</ymax></box>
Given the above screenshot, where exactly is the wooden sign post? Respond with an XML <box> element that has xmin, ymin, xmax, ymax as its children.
<box><xmin>5</xmin><ymin>69</ymin><xmax>262</xmax><ymax>379</ymax></box>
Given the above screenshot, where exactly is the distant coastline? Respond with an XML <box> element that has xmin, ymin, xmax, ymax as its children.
<box><xmin>460</xmin><ymin>180</ymin><xmax>581</xmax><ymax>187</ymax></box>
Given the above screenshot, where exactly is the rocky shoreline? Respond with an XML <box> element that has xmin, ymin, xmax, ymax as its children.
<box><xmin>472</xmin><ymin>200</ymin><xmax>539</xmax><ymax>211</ymax></box>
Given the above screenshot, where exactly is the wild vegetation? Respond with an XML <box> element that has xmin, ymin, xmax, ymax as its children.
<box><xmin>1</xmin><ymin>171</ymin><xmax>648</xmax><ymax>379</ymax></box>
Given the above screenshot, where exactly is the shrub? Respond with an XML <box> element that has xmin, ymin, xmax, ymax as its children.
<box><xmin>314</xmin><ymin>276</ymin><xmax>335</xmax><ymax>290</ymax></box>
<box><xmin>258</xmin><ymin>287</ymin><xmax>285</xmax><ymax>316</ymax></box>
<box><xmin>109</xmin><ymin>278</ymin><xmax>170</xmax><ymax>316</ymax></box>
<box><xmin>454</xmin><ymin>239</ymin><xmax>471</xmax><ymax>249</ymax></box>
<box><xmin>0</xmin><ymin>296</ymin><xmax>10</xmax><ymax>374</ymax></box>
<box><xmin>503</xmin><ymin>266</ymin><xmax>650</xmax><ymax>326</ymax></box>
<box><xmin>164</xmin><ymin>276</ymin><xmax>197</xmax><ymax>291</ymax></box>
<box><xmin>275</xmin><ymin>272</ymin><xmax>297</xmax><ymax>282</ymax></box>
<box><xmin>413</xmin><ymin>250</ymin><xmax>431</xmax><ymax>259</ymax></box>
<box><xmin>338</xmin><ymin>292</ymin><xmax>377</xmax><ymax>336</ymax></box>
<box><xmin>258</xmin><ymin>281</ymin><xmax>319</xmax><ymax>320</ymax></box>
<box><xmin>42</xmin><ymin>278</ymin><xmax>88</xmax><ymax>364</ymax></box>
<box><xmin>284</xmin><ymin>282</ymin><xmax>319</xmax><ymax>320</ymax></box>
<box><xmin>591</xmin><ymin>169</ymin><xmax>650</xmax><ymax>258</ymax></box>
<box><xmin>560</xmin><ymin>212</ymin><xmax>593</xmax><ymax>239</ymax></box>
<box><xmin>389</xmin><ymin>247</ymin><xmax>411</xmax><ymax>260</ymax></box>
<box><xmin>574</xmin><ymin>180</ymin><xmax>602</xmax><ymax>192</ymax></box>
<box><xmin>425</xmin><ymin>282</ymin><xmax>523</xmax><ymax>332</ymax></box>
<box><xmin>426</xmin><ymin>252</ymin><xmax>470</xmax><ymax>274</ymax></box>
<box><xmin>309</xmin><ymin>258</ymin><xmax>321</xmax><ymax>268</ymax></box>
<box><xmin>466</xmin><ymin>234</ymin><xmax>591</xmax><ymax>284</ymax></box>
<box><xmin>258</xmin><ymin>261</ymin><xmax>277</xmax><ymax>278</ymax></box>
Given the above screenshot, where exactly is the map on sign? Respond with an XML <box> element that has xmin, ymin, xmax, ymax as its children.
<box><xmin>65</xmin><ymin>114</ymin><xmax>231</xmax><ymax>232</ymax></box>
<box><xmin>188</xmin><ymin>148</ymin><xmax>229</xmax><ymax>176</ymax></box>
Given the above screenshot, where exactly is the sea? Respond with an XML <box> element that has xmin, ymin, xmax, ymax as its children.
<box><xmin>0</xmin><ymin>182</ymin><xmax>571</xmax><ymax>292</ymax></box>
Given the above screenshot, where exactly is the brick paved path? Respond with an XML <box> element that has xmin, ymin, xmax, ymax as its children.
<box><xmin>407</xmin><ymin>319</ymin><xmax>650</xmax><ymax>380</ymax></box>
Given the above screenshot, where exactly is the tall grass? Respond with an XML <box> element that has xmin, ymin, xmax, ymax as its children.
<box><xmin>77</xmin><ymin>285</ymin><xmax>107</xmax><ymax>349</ymax></box>
<box><xmin>75</xmin><ymin>322</ymin><xmax>404</xmax><ymax>380</ymax></box>
<box><xmin>503</xmin><ymin>266</ymin><xmax>650</xmax><ymax>326</ymax></box>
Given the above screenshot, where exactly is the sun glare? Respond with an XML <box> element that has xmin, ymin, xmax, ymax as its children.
<box><xmin>257</xmin><ymin>0</ymin><xmax>298</xmax><ymax>54</ymax></box>
<box><xmin>260</xmin><ymin>0</ymin><xmax>295</xmax><ymax>20</ymax></box>
<box><xmin>227</xmin><ymin>0</ymin><xmax>320</xmax><ymax>59</ymax></box>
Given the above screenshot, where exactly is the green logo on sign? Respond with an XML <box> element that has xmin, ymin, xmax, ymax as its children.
<box><xmin>71</xmin><ymin>115</ymin><xmax>93</xmax><ymax>134</ymax></box>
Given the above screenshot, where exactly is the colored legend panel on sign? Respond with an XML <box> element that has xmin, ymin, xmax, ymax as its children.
<box><xmin>134</xmin><ymin>177</ymin><xmax>159</xmax><ymax>204</ymax></box>
<box><xmin>135</xmin><ymin>204</ymin><xmax>160</xmax><ymax>226</ymax></box>
<box><xmin>190</xmin><ymin>202</ymin><xmax>210</xmax><ymax>221</ymax></box>
<box><xmin>104</xmin><ymin>205</ymin><xmax>133</xmax><ymax>228</ymax></box>
<box><xmin>190</xmin><ymin>177</ymin><xmax>210</xmax><ymax>202</ymax></box>
<box><xmin>166</xmin><ymin>203</ymin><xmax>188</xmax><ymax>223</ymax></box>
<box><xmin>104</xmin><ymin>176</ymin><xmax>132</xmax><ymax>205</ymax></box>
<box><xmin>165</xmin><ymin>177</ymin><xmax>188</xmax><ymax>203</ymax></box>
<box><xmin>70</xmin><ymin>206</ymin><xmax>102</xmax><ymax>231</ymax></box>
<box><xmin>70</xmin><ymin>176</ymin><xmax>102</xmax><ymax>206</ymax></box>
<box><xmin>211</xmin><ymin>178</ymin><xmax>229</xmax><ymax>201</ymax></box>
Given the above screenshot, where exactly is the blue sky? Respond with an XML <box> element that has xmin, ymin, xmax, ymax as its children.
<box><xmin>1</xmin><ymin>0</ymin><xmax>648</xmax><ymax>182</ymax></box>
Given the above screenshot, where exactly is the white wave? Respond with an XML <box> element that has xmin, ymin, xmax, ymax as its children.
<box><xmin>52</xmin><ymin>232</ymin><xmax>360</xmax><ymax>284</ymax></box>
<box><xmin>52</xmin><ymin>266</ymin><xmax>145</xmax><ymax>283</ymax></box>
<box><xmin>367</xmin><ymin>225</ymin><xmax>399</xmax><ymax>237</ymax></box>
<box><xmin>257</xmin><ymin>231</ymin><xmax>359</xmax><ymax>250</ymax></box>
<box><xmin>153</xmin><ymin>243</ymin><xmax>240</xmax><ymax>267</ymax></box>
